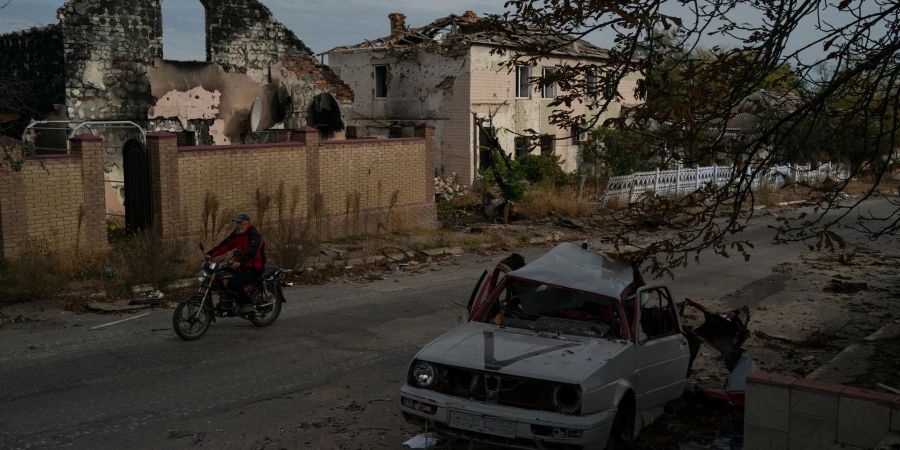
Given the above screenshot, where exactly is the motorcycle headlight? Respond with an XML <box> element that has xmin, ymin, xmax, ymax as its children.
<box><xmin>208</xmin><ymin>261</ymin><xmax>217</xmax><ymax>270</ymax></box>
<box><xmin>552</xmin><ymin>384</ymin><xmax>582</xmax><ymax>415</ymax></box>
<box><xmin>411</xmin><ymin>361</ymin><xmax>439</xmax><ymax>388</ymax></box>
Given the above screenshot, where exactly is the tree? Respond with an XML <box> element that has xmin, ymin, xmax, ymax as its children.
<box><xmin>471</xmin><ymin>0</ymin><xmax>899</xmax><ymax>275</ymax></box>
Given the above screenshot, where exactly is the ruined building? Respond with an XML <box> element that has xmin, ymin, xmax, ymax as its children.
<box><xmin>326</xmin><ymin>11</ymin><xmax>643</xmax><ymax>185</ymax></box>
<box><xmin>0</xmin><ymin>0</ymin><xmax>353</xmax><ymax>220</ymax></box>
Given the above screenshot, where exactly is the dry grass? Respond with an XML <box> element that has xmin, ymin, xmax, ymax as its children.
<box><xmin>517</xmin><ymin>185</ymin><xmax>594</xmax><ymax>219</ymax></box>
<box><xmin>843</xmin><ymin>178</ymin><xmax>899</xmax><ymax>196</ymax></box>
<box><xmin>752</xmin><ymin>185</ymin><xmax>815</xmax><ymax>208</ymax></box>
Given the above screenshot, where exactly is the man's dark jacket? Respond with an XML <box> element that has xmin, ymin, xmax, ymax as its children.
<box><xmin>207</xmin><ymin>223</ymin><xmax>266</xmax><ymax>270</ymax></box>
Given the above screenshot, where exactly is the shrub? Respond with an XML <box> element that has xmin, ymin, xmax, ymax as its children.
<box><xmin>0</xmin><ymin>241</ymin><xmax>64</xmax><ymax>304</ymax></box>
<box><xmin>517</xmin><ymin>154</ymin><xmax>572</xmax><ymax>186</ymax></box>
<box><xmin>111</xmin><ymin>231</ymin><xmax>192</xmax><ymax>288</ymax></box>
<box><xmin>518</xmin><ymin>185</ymin><xmax>595</xmax><ymax>219</ymax></box>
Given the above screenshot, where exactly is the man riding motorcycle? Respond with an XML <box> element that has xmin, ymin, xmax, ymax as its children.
<box><xmin>206</xmin><ymin>213</ymin><xmax>266</xmax><ymax>314</ymax></box>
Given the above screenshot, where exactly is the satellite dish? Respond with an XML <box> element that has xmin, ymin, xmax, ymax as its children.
<box><xmin>250</xmin><ymin>97</ymin><xmax>263</xmax><ymax>132</ymax></box>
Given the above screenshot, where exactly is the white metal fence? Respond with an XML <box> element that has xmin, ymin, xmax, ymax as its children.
<box><xmin>603</xmin><ymin>162</ymin><xmax>847</xmax><ymax>203</ymax></box>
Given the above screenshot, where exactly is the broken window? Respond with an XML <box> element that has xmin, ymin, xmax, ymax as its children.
<box><xmin>374</xmin><ymin>65</ymin><xmax>389</xmax><ymax>98</ymax></box>
<box><xmin>586</xmin><ymin>69</ymin><xmax>598</xmax><ymax>96</ymax></box>
<box><xmin>637</xmin><ymin>288</ymin><xmax>679</xmax><ymax>341</ymax></box>
<box><xmin>572</xmin><ymin>124</ymin><xmax>588</xmax><ymax>145</ymax></box>
<box><xmin>478</xmin><ymin>126</ymin><xmax>497</xmax><ymax>169</ymax></box>
<box><xmin>481</xmin><ymin>277</ymin><xmax>626</xmax><ymax>339</ymax></box>
<box><xmin>542</xmin><ymin>68</ymin><xmax>557</xmax><ymax>99</ymax></box>
<box><xmin>514</xmin><ymin>136</ymin><xmax>530</xmax><ymax>158</ymax></box>
<box><xmin>516</xmin><ymin>65</ymin><xmax>531</xmax><ymax>99</ymax></box>
<box><xmin>161</xmin><ymin>0</ymin><xmax>207</xmax><ymax>61</ymax></box>
<box><xmin>539</xmin><ymin>135</ymin><xmax>555</xmax><ymax>156</ymax></box>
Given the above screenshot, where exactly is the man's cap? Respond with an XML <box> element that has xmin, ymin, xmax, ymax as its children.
<box><xmin>234</xmin><ymin>213</ymin><xmax>251</xmax><ymax>223</ymax></box>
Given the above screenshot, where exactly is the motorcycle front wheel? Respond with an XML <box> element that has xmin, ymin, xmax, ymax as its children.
<box><xmin>249</xmin><ymin>284</ymin><xmax>283</xmax><ymax>327</ymax></box>
<box><xmin>173</xmin><ymin>295</ymin><xmax>212</xmax><ymax>340</ymax></box>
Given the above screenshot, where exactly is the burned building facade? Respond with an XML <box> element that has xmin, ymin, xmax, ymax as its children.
<box><xmin>327</xmin><ymin>12</ymin><xmax>642</xmax><ymax>185</ymax></box>
<box><xmin>0</xmin><ymin>0</ymin><xmax>353</xmax><ymax>220</ymax></box>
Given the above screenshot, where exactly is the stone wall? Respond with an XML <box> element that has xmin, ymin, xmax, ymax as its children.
<box><xmin>0</xmin><ymin>25</ymin><xmax>66</xmax><ymax>122</ymax></box>
<box><xmin>58</xmin><ymin>0</ymin><xmax>163</xmax><ymax>121</ymax></box>
<box><xmin>745</xmin><ymin>372</ymin><xmax>900</xmax><ymax>450</ymax></box>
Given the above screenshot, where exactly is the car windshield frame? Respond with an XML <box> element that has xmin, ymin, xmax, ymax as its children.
<box><xmin>477</xmin><ymin>275</ymin><xmax>632</xmax><ymax>340</ymax></box>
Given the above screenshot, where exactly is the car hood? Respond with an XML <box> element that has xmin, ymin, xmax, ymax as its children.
<box><xmin>415</xmin><ymin>321</ymin><xmax>630</xmax><ymax>384</ymax></box>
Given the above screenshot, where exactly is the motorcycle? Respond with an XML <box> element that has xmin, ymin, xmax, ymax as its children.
<box><xmin>173</xmin><ymin>242</ymin><xmax>292</xmax><ymax>341</ymax></box>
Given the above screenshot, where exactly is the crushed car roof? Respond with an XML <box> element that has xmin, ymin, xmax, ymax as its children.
<box><xmin>507</xmin><ymin>243</ymin><xmax>634</xmax><ymax>299</ymax></box>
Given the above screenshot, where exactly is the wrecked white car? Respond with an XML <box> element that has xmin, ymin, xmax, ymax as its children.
<box><xmin>400</xmin><ymin>243</ymin><xmax>691</xmax><ymax>449</ymax></box>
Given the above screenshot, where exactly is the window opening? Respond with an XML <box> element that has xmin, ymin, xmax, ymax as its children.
<box><xmin>539</xmin><ymin>135</ymin><xmax>555</xmax><ymax>155</ymax></box>
<box><xmin>374</xmin><ymin>65</ymin><xmax>389</xmax><ymax>98</ymax></box>
<box><xmin>542</xmin><ymin>68</ymin><xmax>557</xmax><ymax>99</ymax></box>
<box><xmin>514</xmin><ymin>136</ymin><xmax>530</xmax><ymax>158</ymax></box>
<box><xmin>639</xmin><ymin>288</ymin><xmax>679</xmax><ymax>340</ymax></box>
<box><xmin>161</xmin><ymin>0</ymin><xmax>207</xmax><ymax>61</ymax></box>
<box><xmin>586</xmin><ymin>69</ymin><xmax>598</xmax><ymax>96</ymax></box>
<box><xmin>516</xmin><ymin>65</ymin><xmax>531</xmax><ymax>99</ymax></box>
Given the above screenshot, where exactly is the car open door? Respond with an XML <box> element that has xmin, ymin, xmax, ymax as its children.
<box><xmin>633</xmin><ymin>285</ymin><xmax>691</xmax><ymax>410</ymax></box>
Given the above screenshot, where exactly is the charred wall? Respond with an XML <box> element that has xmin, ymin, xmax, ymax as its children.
<box><xmin>0</xmin><ymin>25</ymin><xmax>65</xmax><ymax>124</ymax></box>
<box><xmin>58</xmin><ymin>0</ymin><xmax>163</xmax><ymax>121</ymax></box>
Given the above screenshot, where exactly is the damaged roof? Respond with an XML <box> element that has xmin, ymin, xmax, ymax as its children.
<box><xmin>507</xmin><ymin>243</ymin><xmax>634</xmax><ymax>299</ymax></box>
<box><xmin>326</xmin><ymin>12</ymin><xmax>608</xmax><ymax>59</ymax></box>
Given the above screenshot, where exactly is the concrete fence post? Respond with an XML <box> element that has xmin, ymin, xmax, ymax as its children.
<box><xmin>695</xmin><ymin>165</ymin><xmax>700</xmax><ymax>190</ymax></box>
<box><xmin>146</xmin><ymin>132</ymin><xmax>180</xmax><ymax>240</ymax></box>
<box><xmin>415</xmin><ymin>123</ymin><xmax>437</xmax><ymax>204</ymax></box>
<box><xmin>71</xmin><ymin>135</ymin><xmax>108</xmax><ymax>250</ymax></box>
<box><xmin>294</xmin><ymin>127</ymin><xmax>321</xmax><ymax>228</ymax></box>
<box><xmin>653</xmin><ymin>168</ymin><xmax>660</xmax><ymax>193</ymax></box>
<box><xmin>713</xmin><ymin>163</ymin><xmax>718</xmax><ymax>186</ymax></box>
<box><xmin>675</xmin><ymin>164</ymin><xmax>682</xmax><ymax>193</ymax></box>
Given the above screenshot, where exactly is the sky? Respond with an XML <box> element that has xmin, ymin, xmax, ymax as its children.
<box><xmin>0</xmin><ymin>0</ymin><xmax>505</xmax><ymax>60</ymax></box>
<box><xmin>0</xmin><ymin>0</ymin><xmax>885</xmax><ymax>65</ymax></box>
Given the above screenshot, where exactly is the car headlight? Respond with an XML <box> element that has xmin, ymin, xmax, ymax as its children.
<box><xmin>412</xmin><ymin>361</ymin><xmax>439</xmax><ymax>388</ymax></box>
<box><xmin>552</xmin><ymin>384</ymin><xmax>582</xmax><ymax>415</ymax></box>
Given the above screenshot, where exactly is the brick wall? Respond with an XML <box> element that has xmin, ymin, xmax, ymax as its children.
<box><xmin>171</xmin><ymin>128</ymin><xmax>436</xmax><ymax>243</ymax></box>
<box><xmin>745</xmin><ymin>372</ymin><xmax>900</xmax><ymax>450</ymax></box>
<box><xmin>1</xmin><ymin>131</ymin><xmax>436</xmax><ymax>258</ymax></box>
<box><xmin>0</xmin><ymin>135</ymin><xmax>107</xmax><ymax>258</ymax></box>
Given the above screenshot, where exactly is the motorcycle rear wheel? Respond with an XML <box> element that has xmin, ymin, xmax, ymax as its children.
<box><xmin>173</xmin><ymin>297</ymin><xmax>212</xmax><ymax>340</ymax></box>
<box><xmin>249</xmin><ymin>285</ymin><xmax>283</xmax><ymax>327</ymax></box>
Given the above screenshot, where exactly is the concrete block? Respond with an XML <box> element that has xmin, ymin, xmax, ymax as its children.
<box><xmin>838</xmin><ymin>397</ymin><xmax>891</xmax><ymax>448</ymax></box>
<box><xmin>789</xmin><ymin>412</ymin><xmax>837</xmax><ymax>450</ymax></box>
<box><xmin>792</xmin><ymin>384</ymin><xmax>840</xmax><ymax>420</ymax></box>
<box><xmin>743</xmin><ymin>423</ymin><xmax>788</xmax><ymax>450</ymax></box>
<box><xmin>746</xmin><ymin>381</ymin><xmax>791</xmax><ymax>431</ymax></box>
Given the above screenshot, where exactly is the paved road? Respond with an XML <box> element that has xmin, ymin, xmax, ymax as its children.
<box><xmin>0</xmin><ymin>197</ymin><xmax>894</xmax><ymax>449</ymax></box>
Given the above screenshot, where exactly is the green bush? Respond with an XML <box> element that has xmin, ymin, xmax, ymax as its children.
<box><xmin>517</xmin><ymin>154</ymin><xmax>573</xmax><ymax>186</ymax></box>
<box><xmin>583</xmin><ymin>127</ymin><xmax>655</xmax><ymax>177</ymax></box>
<box><xmin>478</xmin><ymin>149</ymin><xmax>527</xmax><ymax>202</ymax></box>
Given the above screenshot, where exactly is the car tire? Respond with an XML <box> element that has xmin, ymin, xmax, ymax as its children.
<box><xmin>605</xmin><ymin>397</ymin><xmax>634</xmax><ymax>450</ymax></box>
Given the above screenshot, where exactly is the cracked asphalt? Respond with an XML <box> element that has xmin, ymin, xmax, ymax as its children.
<box><xmin>0</xmin><ymin>197</ymin><xmax>895</xmax><ymax>449</ymax></box>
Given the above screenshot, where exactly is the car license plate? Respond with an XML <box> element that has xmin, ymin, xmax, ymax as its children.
<box><xmin>448</xmin><ymin>409</ymin><xmax>516</xmax><ymax>438</ymax></box>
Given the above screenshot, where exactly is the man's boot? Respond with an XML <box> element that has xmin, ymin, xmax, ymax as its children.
<box><xmin>236</xmin><ymin>287</ymin><xmax>255</xmax><ymax>315</ymax></box>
